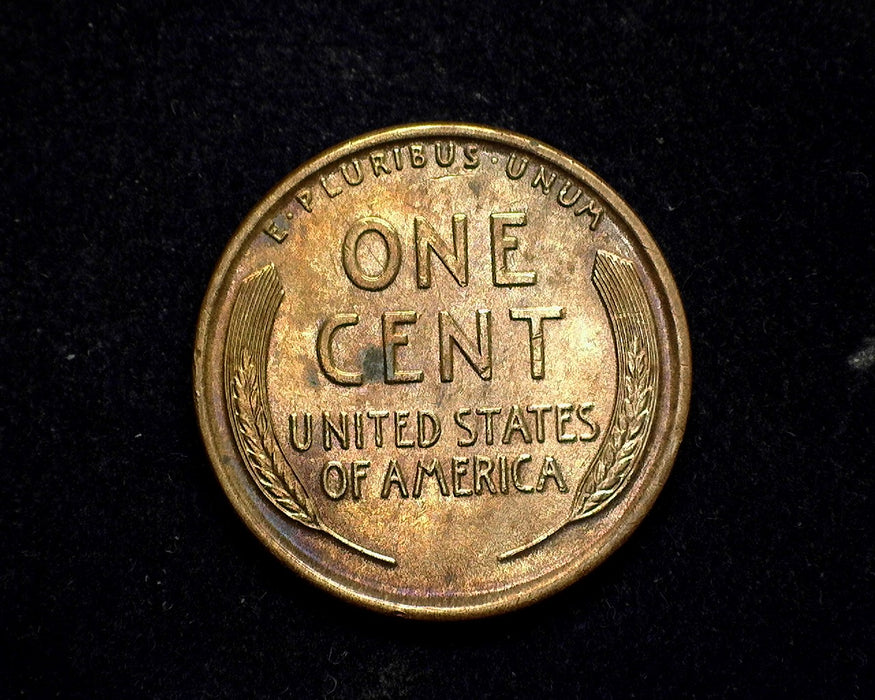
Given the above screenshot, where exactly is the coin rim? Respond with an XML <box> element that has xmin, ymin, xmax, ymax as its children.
<box><xmin>193</xmin><ymin>122</ymin><xmax>692</xmax><ymax>619</ymax></box>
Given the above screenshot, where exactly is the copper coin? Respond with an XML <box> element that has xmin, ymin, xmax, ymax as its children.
<box><xmin>193</xmin><ymin>123</ymin><xmax>691</xmax><ymax>619</ymax></box>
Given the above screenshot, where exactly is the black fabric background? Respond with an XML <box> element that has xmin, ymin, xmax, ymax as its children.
<box><xmin>3</xmin><ymin>1</ymin><xmax>872</xmax><ymax>697</ymax></box>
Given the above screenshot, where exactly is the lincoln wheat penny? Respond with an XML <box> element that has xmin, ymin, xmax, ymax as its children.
<box><xmin>193</xmin><ymin>123</ymin><xmax>691</xmax><ymax>618</ymax></box>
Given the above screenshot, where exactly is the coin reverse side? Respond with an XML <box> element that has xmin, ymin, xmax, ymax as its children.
<box><xmin>194</xmin><ymin>124</ymin><xmax>690</xmax><ymax>619</ymax></box>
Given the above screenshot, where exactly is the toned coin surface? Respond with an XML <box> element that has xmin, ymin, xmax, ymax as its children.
<box><xmin>193</xmin><ymin>123</ymin><xmax>691</xmax><ymax>619</ymax></box>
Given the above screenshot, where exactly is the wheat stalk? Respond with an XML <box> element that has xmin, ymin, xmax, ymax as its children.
<box><xmin>570</xmin><ymin>334</ymin><xmax>651</xmax><ymax>520</ymax></box>
<box><xmin>232</xmin><ymin>349</ymin><xmax>318</xmax><ymax>526</ymax></box>
<box><xmin>498</xmin><ymin>252</ymin><xmax>659</xmax><ymax>562</ymax></box>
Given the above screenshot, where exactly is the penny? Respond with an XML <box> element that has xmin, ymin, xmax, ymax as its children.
<box><xmin>193</xmin><ymin>124</ymin><xmax>691</xmax><ymax>619</ymax></box>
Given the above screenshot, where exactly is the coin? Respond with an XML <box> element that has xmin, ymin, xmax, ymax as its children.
<box><xmin>193</xmin><ymin>123</ymin><xmax>691</xmax><ymax>619</ymax></box>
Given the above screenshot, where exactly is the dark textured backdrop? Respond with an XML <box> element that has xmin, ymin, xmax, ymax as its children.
<box><xmin>3</xmin><ymin>1</ymin><xmax>872</xmax><ymax>697</ymax></box>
